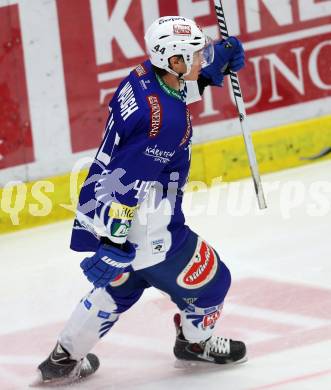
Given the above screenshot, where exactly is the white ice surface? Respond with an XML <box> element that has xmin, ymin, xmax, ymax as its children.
<box><xmin>0</xmin><ymin>160</ymin><xmax>331</xmax><ymax>390</ymax></box>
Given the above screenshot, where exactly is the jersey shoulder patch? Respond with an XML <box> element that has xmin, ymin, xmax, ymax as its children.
<box><xmin>134</xmin><ymin>63</ymin><xmax>148</xmax><ymax>78</ymax></box>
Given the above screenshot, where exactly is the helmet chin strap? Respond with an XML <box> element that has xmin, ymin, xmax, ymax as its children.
<box><xmin>164</xmin><ymin>66</ymin><xmax>181</xmax><ymax>77</ymax></box>
<box><xmin>165</xmin><ymin>62</ymin><xmax>192</xmax><ymax>79</ymax></box>
<box><xmin>182</xmin><ymin>63</ymin><xmax>192</xmax><ymax>77</ymax></box>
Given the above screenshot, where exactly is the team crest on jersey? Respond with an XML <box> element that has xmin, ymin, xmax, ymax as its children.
<box><xmin>134</xmin><ymin>63</ymin><xmax>147</xmax><ymax>77</ymax></box>
<box><xmin>146</xmin><ymin>95</ymin><xmax>162</xmax><ymax>138</ymax></box>
<box><xmin>110</xmin><ymin>272</ymin><xmax>130</xmax><ymax>287</ymax></box>
<box><xmin>176</xmin><ymin>238</ymin><xmax>218</xmax><ymax>289</ymax></box>
<box><xmin>173</xmin><ymin>24</ymin><xmax>192</xmax><ymax>36</ymax></box>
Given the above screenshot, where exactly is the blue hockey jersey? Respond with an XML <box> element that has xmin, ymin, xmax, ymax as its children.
<box><xmin>70</xmin><ymin>60</ymin><xmax>200</xmax><ymax>270</ymax></box>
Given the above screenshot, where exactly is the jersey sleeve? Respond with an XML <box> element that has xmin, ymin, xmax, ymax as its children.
<box><xmin>78</xmin><ymin>93</ymin><xmax>179</xmax><ymax>245</ymax></box>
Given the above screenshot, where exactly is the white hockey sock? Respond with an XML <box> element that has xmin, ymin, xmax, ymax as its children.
<box><xmin>58</xmin><ymin>288</ymin><xmax>119</xmax><ymax>360</ymax></box>
<box><xmin>180</xmin><ymin>304</ymin><xmax>223</xmax><ymax>343</ymax></box>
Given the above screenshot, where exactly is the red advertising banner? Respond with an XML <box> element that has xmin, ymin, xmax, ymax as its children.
<box><xmin>0</xmin><ymin>4</ymin><xmax>34</xmax><ymax>170</ymax></box>
<box><xmin>56</xmin><ymin>0</ymin><xmax>331</xmax><ymax>153</ymax></box>
<box><xmin>0</xmin><ymin>0</ymin><xmax>330</xmax><ymax>171</ymax></box>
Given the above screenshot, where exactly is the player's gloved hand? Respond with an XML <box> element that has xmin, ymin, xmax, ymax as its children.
<box><xmin>80</xmin><ymin>241</ymin><xmax>136</xmax><ymax>288</ymax></box>
<box><xmin>200</xmin><ymin>36</ymin><xmax>245</xmax><ymax>86</ymax></box>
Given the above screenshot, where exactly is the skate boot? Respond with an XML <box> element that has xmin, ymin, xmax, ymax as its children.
<box><xmin>33</xmin><ymin>342</ymin><xmax>99</xmax><ymax>386</ymax></box>
<box><xmin>173</xmin><ymin>313</ymin><xmax>247</xmax><ymax>365</ymax></box>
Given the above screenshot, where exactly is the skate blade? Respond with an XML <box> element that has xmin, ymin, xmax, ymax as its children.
<box><xmin>174</xmin><ymin>355</ymin><xmax>248</xmax><ymax>370</ymax></box>
<box><xmin>29</xmin><ymin>370</ymin><xmax>84</xmax><ymax>388</ymax></box>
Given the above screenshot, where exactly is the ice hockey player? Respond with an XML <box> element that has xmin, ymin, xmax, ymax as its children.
<box><xmin>36</xmin><ymin>16</ymin><xmax>246</xmax><ymax>386</ymax></box>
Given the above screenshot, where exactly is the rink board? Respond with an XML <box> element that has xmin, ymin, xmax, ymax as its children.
<box><xmin>1</xmin><ymin>0</ymin><xmax>331</xmax><ymax>233</ymax></box>
<box><xmin>1</xmin><ymin>114</ymin><xmax>331</xmax><ymax>234</ymax></box>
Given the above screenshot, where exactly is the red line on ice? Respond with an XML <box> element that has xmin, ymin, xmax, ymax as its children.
<box><xmin>249</xmin><ymin>368</ymin><xmax>331</xmax><ymax>390</ymax></box>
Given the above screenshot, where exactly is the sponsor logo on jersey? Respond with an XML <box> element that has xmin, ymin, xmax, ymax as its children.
<box><xmin>202</xmin><ymin>309</ymin><xmax>221</xmax><ymax>329</ymax></box>
<box><xmin>151</xmin><ymin>238</ymin><xmax>166</xmax><ymax>254</ymax></box>
<box><xmin>83</xmin><ymin>299</ymin><xmax>92</xmax><ymax>310</ymax></box>
<box><xmin>176</xmin><ymin>238</ymin><xmax>218</xmax><ymax>289</ymax></box>
<box><xmin>183</xmin><ymin>297</ymin><xmax>198</xmax><ymax>305</ymax></box>
<box><xmin>139</xmin><ymin>79</ymin><xmax>151</xmax><ymax>90</ymax></box>
<box><xmin>110</xmin><ymin>272</ymin><xmax>130</xmax><ymax>287</ymax></box>
<box><xmin>97</xmin><ymin>310</ymin><xmax>111</xmax><ymax>319</ymax></box>
<box><xmin>144</xmin><ymin>144</ymin><xmax>175</xmax><ymax>164</ymax></box>
<box><xmin>146</xmin><ymin>95</ymin><xmax>162</xmax><ymax>138</ymax></box>
<box><xmin>111</xmin><ymin>221</ymin><xmax>130</xmax><ymax>238</ymax></box>
<box><xmin>180</xmin><ymin>108</ymin><xmax>192</xmax><ymax>146</ymax></box>
<box><xmin>109</xmin><ymin>202</ymin><xmax>138</xmax><ymax>220</ymax></box>
<box><xmin>117</xmin><ymin>81</ymin><xmax>139</xmax><ymax>121</ymax></box>
<box><xmin>73</xmin><ymin>218</ymin><xmax>98</xmax><ymax>237</ymax></box>
<box><xmin>134</xmin><ymin>63</ymin><xmax>147</xmax><ymax>77</ymax></box>
<box><xmin>173</xmin><ymin>24</ymin><xmax>192</xmax><ymax>36</ymax></box>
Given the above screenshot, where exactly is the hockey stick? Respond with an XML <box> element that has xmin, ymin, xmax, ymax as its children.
<box><xmin>213</xmin><ymin>0</ymin><xmax>267</xmax><ymax>209</ymax></box>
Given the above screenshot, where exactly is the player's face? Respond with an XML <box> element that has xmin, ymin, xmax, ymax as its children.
<box><xmin>184</xmin><ymin>51</ymin><xmax>203</xmax><ymax>81</ymax></box>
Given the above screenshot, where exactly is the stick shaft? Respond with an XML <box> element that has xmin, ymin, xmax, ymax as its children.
<box><xmin>214</xmin><ymin>0</ymin><xmax>267</xmax><ymax>209</ymax></box>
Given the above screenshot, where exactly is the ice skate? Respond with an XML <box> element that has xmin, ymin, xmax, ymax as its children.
<box><xmin>31</xmin><ymin>342</ymin><xmax>99</xmax><ymax>387</ymax></box>
<box><xmin>173</xmin><ymin>313</ymin><xmax>247</xmax><ymax>366</ymax></box>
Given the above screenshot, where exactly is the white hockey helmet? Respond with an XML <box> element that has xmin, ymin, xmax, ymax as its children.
<box><xmin>144</xmin><ymin>16</ymin><xmax>214</xmax><ymax>77</ymax></box>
